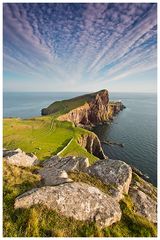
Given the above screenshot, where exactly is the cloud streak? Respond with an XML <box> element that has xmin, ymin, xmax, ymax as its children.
<box><xmin>3</xmin><ymin>3</ymin><xmax>157</xmax><ymax>91</ymax></box>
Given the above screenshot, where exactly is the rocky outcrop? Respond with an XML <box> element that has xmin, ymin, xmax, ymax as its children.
<box><xmin>57</xmin><ymin>90</ymin><xmax>109</xmax><ymax>126</ymax></box>
<box><xmin>41</xmin><ymin>90</ymin><xmax>125</xmax><ymax>160</ymax></box>
<box><xmin>38</xmin><ymin>155</ymin><xmax>89</xmax><ymax>185</ymax></box>
<box><xmin>3</xmin><ymin>148</ymin><xmax>39</xmax><ymax>167</ymax></box>
<box><xmin>14</xmin><ymin>182</ymin><xmax>122</xmax><ymax>228</ymax></box>
<box><xmin>129</xmin><ymin>173</ymin><xmax>157</xmax><ymax>223</ymax></box>
<box><xmin>108</xmin><ymin>101</ymin><xmax>125</xmax><ymax>120</ymax></box>
<box><xmin>86</xmin><ymin>159</ymin><xmax>132</xmax><ymax>201</ymax></box>
<box><xmin>41</xmin><ymin>155</ymin><xmax>89</xmax><ymax>171</ymax></box>
<box><xmin>77</xmin><ymin>133</ymin><xmax>106</xmax><ymax>159</ymax></box>
<box><xmin>42</xmin><ymin>90</ymin><xmax>125</xmax><ymax>127</ymax></box>
<box><xmin>11</xmin><ymin>150</ymin><xmax>157</xmax><ymax>228</ymax></box>
<box><xmin>57</xmin><ymin>92</ymin><xmax>126</xmax><ymax>126</ymax></box>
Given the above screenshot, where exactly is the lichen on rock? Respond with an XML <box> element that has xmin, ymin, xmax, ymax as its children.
<box><xmin>86</xmin><ymin>159</ymin><xmax>132</xmax><ymax>201</ymax></box>
<box><xmin>14</xmin><ymin>182</ymin><xmax>122</xmax><ymax>228</ymax></box>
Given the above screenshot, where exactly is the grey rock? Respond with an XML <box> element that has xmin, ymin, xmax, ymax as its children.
<box><xmin>39</xmin><ymin>168</ymin><xmax>72</xmax><ymax>186</ymax></box>
<box><xmin>14</xmin><ymin>182</ymin><xmax>122</xmax><ymax>228</ymax></box>
<box><xmin>4</xmin><ymin>148</ymin><xmax>39</xmax><ymax>167</ymax></box>
<box><xmin>42</xmin><ymin>155</ymin><xmax>89</xmax><ymax>171</ymax></box>
<box><xmin>38</xmin><ymin>155</ymin><xmax>89</xmax><ymax>186</ymax></box>
<box><xmin>38</xmin><ymin>167</ymin><xmax>73</xmax><ymax>186</ymax></box>
<box><xmin>129</xmin><ymin>174</ymin><xmax>157</xmax><ymax>223</ymax></box>
<box><xmin>86</xmin><ymin>159</ymin><xmax>132</xmax><ymax>201</ymax></box>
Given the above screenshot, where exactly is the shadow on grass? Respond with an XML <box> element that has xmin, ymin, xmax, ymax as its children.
<box><xmin>43</xmin><ymin>137</ymin><xmax>73</xmax><ymax>160</ymax></box>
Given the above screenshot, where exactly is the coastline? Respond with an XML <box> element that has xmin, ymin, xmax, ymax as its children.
<box><xmin>3</xmin><ymin>90</ymin><xmax>157</xmax><ymax>237</ymax></box>
<box><xmin>3</xmin><ymin>91</ymin><xmax>157</xmax><ymax>185</ymax></box>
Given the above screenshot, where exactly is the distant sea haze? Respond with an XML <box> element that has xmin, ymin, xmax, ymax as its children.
<box><xmin>3</xmin><ymin>92</ymin><xmax>157</xmax><ymax>186</ymax></box>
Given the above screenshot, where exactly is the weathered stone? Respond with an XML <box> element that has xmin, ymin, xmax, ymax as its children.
<box><xmin>86</xmin><ymin>159</ymin><xmax>132</xmax><ymax>201</ymax></box>
<box><xmin>38</xmin><ymin>155</ymin><xmax>89</xmax><ymax>186</ymax></box>
<box><xmin>42</xmin><ymin>155</ymin><xmax>89</xmax><ymax>171</ymax></box>
<box><xmin>14</xmin><ymin>182</ymin><xmax>122</xmax><ymax>228</ymax></box>
<box><xmin>41</xmin><ymin>155</ymin><xmax>61</xmax><ymax>168</ymax></box>
<box><xmin>129</xmin><ymin>174</ymin><xmax>157</xmax><ymax>223</ymax></box>
<box><xmin>4</xmin><ymin>148</ymin><xmax>39</xmax><ymax>167</ymax></box>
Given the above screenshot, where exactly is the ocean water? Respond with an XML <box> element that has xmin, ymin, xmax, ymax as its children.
<box><xmin>3</xmin><ymin>92</ymin><xmax>85</xmax><ymax>118</ymax></box>
<box><xmin>93</xmin><ymin>92</ymin><xmax>157</xmax><ymax>186</ymax></box>
<box><xmin>3</xmin><ymin>92</ymin><xmax>157</xmax><ymax>185</ymax></box>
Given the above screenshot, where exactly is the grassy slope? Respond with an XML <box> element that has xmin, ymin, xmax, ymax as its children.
<box><xmin>42</xmin><ymin>90</ymin><xmax>103</xmax><ymax>116</ymax></box>
<box><xmin>3</xmin><ymin>117</ymin><xmax>97</xmax><ymax>163</ymax></box>
<box><xmin>3</xmin><ymin>163</ymin><xmax>157</xmax><ymax>237</ymax></box>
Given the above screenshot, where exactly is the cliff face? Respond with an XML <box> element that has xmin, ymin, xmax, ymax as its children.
<box><xmin>77</xmin><ymin>133</ymin><xmax>107</xmax><ymax>159</ymax></box>
<box><xmin>58</xmin><ymin>89</ymin><xmax>109</xmax><ymax>126</ymax></box>
<box><xmin>57</xmin><ymin>90</ymin><xmax>125</xmax><ymax>126</ymax></box>
<box><xmin>41</xmin><ymin>90</ymin><xmax>125</xmax><ymax>160</ymax></box>
<box><xmin>108</xmin><ymin>102</ymin><xmax>125</xmax><ymax>120</ymax></box>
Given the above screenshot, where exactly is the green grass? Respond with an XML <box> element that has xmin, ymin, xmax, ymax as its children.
<box><xmin>107</xmin><ymin>195</ymin><xmax>157</xmax><ymax>237</ymax></box>
<box><xmin>132</xmin><ymin>172</ymin><xmax>157</xmax><ymax>201</ymax></box>
<box><xmin>41</xmin><ymin>90</ymin><xmax>106</xmax><ymax>116</ymax></box>
<box><xmin>68</xmin><ymin>171</ymin><xmax>113</xmax><ymax>194</ymax></box>
<box><xmin>60</xmin><ymin>139</ymin><xmax>98</xmax><ymax>164</ymax></box>
<box><xmin>3</xmin><ymin>117</ymin><xmax>97</xmax><ymax>163</ymax></box>
<box><xmin>3</xmin><ymin>114</ymin><xmax>157</xmax><ymax>237</ymax></box>
<box><xmin>3</xmin><ymin>163</ymin><xmax>157</xmax><ymax>237</ymax></box>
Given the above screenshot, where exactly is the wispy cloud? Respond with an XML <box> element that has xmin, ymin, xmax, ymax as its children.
<box><xmin>3</xmin><ymin>3</ymin><xmax>157</xmax><ymax>91</ymax></box>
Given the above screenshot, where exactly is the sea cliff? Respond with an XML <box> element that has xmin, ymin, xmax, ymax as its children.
<box><xmin>41</xmin><ymin>89</ymin><xmax>125</xmax><ymax>159</ymax></box>
<box><xmin>42</xmin><ymin>89</ymin><xmax>125</xmax><ymax>127</ymax></box>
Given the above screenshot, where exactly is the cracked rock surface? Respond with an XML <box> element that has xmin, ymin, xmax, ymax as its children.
<box><xmin>86</xmin><ymin>159</ymin><xmax>132</xmax><ymax>201</ymax></box>
<box><xmin>14</xmin><ymin>182</ymin><xmax>122</xmax><ymax>228</ymax></box>
<box><xmin>38</xmin><ymin>155</ymin><xmax>89</xmax><ymax>185</ymax></box>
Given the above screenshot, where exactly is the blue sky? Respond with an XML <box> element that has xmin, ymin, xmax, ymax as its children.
<box><xmin>3</xmin><ymin>3</ymin><xmax>157</xmax><ymax>92</ymax></box>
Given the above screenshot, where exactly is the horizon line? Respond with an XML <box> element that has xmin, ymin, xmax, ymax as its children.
<box><xmin>3</xmin><ymin>91</ymin><xmax>157</xmax><ymax>94</ymax></box>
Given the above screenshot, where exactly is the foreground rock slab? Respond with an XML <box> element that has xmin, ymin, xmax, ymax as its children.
<box><xmin>129</xmin><ymin>173</ymin><xmax>157</xmax><ymax>223</ymax></box>
<box><xmin>3</xmin><ymin>148</ymin><xmax>39</xmax><ymax>167</ymax></box>
<box><xmin>14</xmin><ymin>182</ymin><xmax>122</xmax><ymax>228</ymax></box>
<box><xmin>38</xmin><ymin>156</ymin><xmax>89</xmax><ymax>185</ymax></box>
<box><xmin>86</xmin><ymin>159</ymin><xmax>132</xmax><ymax>201</ymax></box>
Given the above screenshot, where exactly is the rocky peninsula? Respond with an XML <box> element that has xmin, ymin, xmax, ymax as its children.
<box><xmin>42</xmin><ymin>89</ymin><xmax>125</xmax><ymax>128</ymax></box>
<box><xmin>3</xmin><ymin>89</ymin><xmax>157</xmax><ymax>237</ymax></box>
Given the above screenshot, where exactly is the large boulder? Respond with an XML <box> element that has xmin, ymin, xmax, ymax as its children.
<box><xmin>129</xmin><ymin>173</ymin><xmax>157</xmax><ymax>223</ymax></box>
<box><xmin>14</xmin><ymin>182</ymin><xmax>122</xmax><ymax>228</ymax></box>
<box><xmin>86</xmin><ymin>159</ymin><xmax>132</xmax><ymax>201</ymax></box>
<box><xmin>3</xmin><ymin>148</ymin><xmax>39</xmax><ymax>167</ymax></box>
<box><xmin>38</xmin><ymin>155</ymin><xmax>89</xmax><ymax>186</ymax></box>
<box><xmin>41</xmin><ymin>155</ymin><xmax>89</xmax><ymax>171</ymax></box>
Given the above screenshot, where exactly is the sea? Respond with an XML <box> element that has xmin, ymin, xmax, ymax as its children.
<box><xmin>3</xmin><ymin>92</ymin><xmax>157</xmax><ymax>186</ymax></box>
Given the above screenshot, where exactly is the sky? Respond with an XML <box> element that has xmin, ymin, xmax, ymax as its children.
<box><xmin>3</xmin><ymin>3</ymin><xmax>157</xmax><ymax>93</ymax></box>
